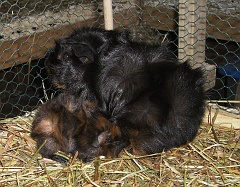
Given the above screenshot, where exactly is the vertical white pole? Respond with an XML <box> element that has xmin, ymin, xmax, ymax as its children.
<box><xmin>103</xmin><ymin>0</ymin><xmax>114</xmax><ymax>30</ymax></box>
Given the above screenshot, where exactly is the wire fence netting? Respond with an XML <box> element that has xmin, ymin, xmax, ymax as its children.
<box><xmin>0</xmin><ymin>0</ymin><xmax>239</xmax><ymax>119</ymax></box>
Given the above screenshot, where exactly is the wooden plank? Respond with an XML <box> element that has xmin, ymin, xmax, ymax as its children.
<box><xmin>0</xmin><ymin>17</ymin><xmax>100</xmax><ymax>70</ymax></box>
<box><xmin>141</xmin><ymin>5</ymin><xmax>177</xmax><ymax>31</ymax></box>
<box><xmin>141</xmin><ymin>5</ymin><xmax>240</xmax><ymax>43</ymax></box>
<box><xmin>0</xmin><ymin>40</ymin><xmax>20</xmax><ymax>69</ymax></box>
<box><xmin>203</xmin><ymin>104</ymin><xmax>240</xmax><ymax>129</ymax></box>
<box><xmin>0</xmin><ymin>8</ymin><xmax>137</xmax><ymax>70</ymax></box>
<box><xmin>2</xmin><ymin>5</ymin><xmax>237</xmax><ymax>70</ymax></box>
<box><xmin>206</xmin><ymin>13</ymin><xmax>240</xmax><ymax>42</ymax></box>
<box><xmin>203</xmin><ymin>63</ymin><xmax>216</xmax><ymax>91</ymax></box>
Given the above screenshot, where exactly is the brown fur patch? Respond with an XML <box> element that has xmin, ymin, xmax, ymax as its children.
<box><xmin>32</xmin><ymin>118</ymin><xmax>53</xmax><ymax>135</ymax></box>
<box><xmin>53</xmin><ymin>81</ymin><xmax>65</xmax><ymax>89</ymax></box>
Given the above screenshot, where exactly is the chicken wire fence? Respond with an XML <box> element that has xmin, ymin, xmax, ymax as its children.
<box><xmin>0</xmin><ymin>0</ymin><xmax>239</xmax><ymax>119</ymax></box>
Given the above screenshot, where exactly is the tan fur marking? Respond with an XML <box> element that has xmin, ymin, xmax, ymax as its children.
<box><xmin>33</xmin><ymin>118</ymin><xmax>53</xmax><ymax>135</ymax></box>
<box><xmin>53</xmin><ymin>81</ymin><xmax>65</xmax><ymax>89</ymax></box>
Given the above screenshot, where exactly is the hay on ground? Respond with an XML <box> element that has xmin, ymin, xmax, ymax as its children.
<box><xmin>0</xmin><ymin>108</ymin><xmax>239</xmax><ymax>187</ymax></box>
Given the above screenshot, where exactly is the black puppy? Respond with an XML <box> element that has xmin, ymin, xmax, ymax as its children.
<box><xmin>31</xmin><ymin>93</ymin><xmax>127</xmax><ymax>162</ymax></box>
<box><xmin>45</xmin><ymin>28</ymin><xmax>129</xmax><ymax>102</ymax></box>
<box><xmin>117</xmin><ymin>62</ymin><xmax>205</xmax><ymax>155</ymax></box>
<box><xmin>45</xmin><ymin>28</ymin><xmax>205</xmax><ymax>157</ymax></box>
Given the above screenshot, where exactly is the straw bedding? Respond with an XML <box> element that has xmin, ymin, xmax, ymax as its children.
<box><xmin>0</xmin><ymin>107</ymin><xmax>239</xmax><ymax>186</ymax></box>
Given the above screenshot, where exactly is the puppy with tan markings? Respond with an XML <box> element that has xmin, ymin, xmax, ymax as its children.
<box><xmin>31</xmin><ymin>93</ymin><xmax>127</xmax><ymax>162</ymax></box>
<box><xmin>38</xmin><ymin>28</ymin><xmax>205</xmax><ymax>161</ymax></box>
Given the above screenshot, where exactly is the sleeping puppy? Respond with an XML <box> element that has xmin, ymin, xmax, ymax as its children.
<box><xmin>117</xmin><ymin>61</ymin><xmax>205</xmax><ymax>155</ymax></box>
<box><xmin>31</xmin><ymin>93</ymin><xmax>128</xmax><ymax>162</ymax></box>
<box><xmin>44</xmin><ymin>28</ymin><xmax>205</xmax><ymax>157</ymax></box>
<box><xmin>45</xmin><ymin>28</ymin><xmax>129</xmax><ymax>102</ymax></box>
<box><xmin>45</xmin><ymin>28</ymin><xmax>175</xmax><ymax>114</ymax></box>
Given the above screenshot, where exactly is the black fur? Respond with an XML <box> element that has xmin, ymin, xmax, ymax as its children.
<box><xmin>39</xmin><ymin>27</ymin><xmax>205</xmax><ymax>160</ymax></box>
<box><xmin>118</xmin><ymin>62</ymin><xmax>205</xmax><ymax>154</ymax></box>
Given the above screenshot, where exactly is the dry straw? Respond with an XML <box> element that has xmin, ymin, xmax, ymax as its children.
<box><xmin>0</xmin><ymin>107</ymin><xmax>239</xmax><ymax>186</ymax></box>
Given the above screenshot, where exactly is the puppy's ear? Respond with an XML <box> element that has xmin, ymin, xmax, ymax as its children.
<box><xmin>72</xmin><ymin>44</ymin><xmax>95</xmax><ymax>64</ymax></box>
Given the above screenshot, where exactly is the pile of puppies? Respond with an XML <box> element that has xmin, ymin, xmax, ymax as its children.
<box><xmin>31</xmin><ymin>28</ymin><xmax>206</xmax><ymax>162</ymax></box>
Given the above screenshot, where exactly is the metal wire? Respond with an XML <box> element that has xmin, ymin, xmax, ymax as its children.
<box><xmin>0</xmin><ymin>0</ymin><xmax>239</xmax><ymax>119</ymax></box>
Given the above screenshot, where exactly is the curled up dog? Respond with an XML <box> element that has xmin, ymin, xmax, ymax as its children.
<box><xmin>31</xmin><ymin>93</ymin><xmax>128</xmax><ymax>162</ymax></box>
<box><xmin>32</xmin><ymin>28</ymin><xmax>206</xmax><ymax>162</ymax></box>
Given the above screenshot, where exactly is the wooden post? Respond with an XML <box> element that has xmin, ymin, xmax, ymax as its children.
<box><xmin>103</xmin><ymin>0</ymin><xmax>114</xmax><ymax>30</ymax></box>
<box><xmin>178</xmin><ymin>0</ymin><xmax>206</xmax><ymax>66</ymax></box>
<box><xmin>178</xmin><ymin>0</ymin><xmax>216</xmax><ymax>90</ymax></box>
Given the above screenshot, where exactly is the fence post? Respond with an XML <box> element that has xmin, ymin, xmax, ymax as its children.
<box><xmin>178</xmin><ymin>0</ymin><xmax>206</xmax><ymax>66</ymax></box>
<box><xmin>178</xmin><ymin>0</ymin><xmax>216</xmax><ymax>90</ymax></box>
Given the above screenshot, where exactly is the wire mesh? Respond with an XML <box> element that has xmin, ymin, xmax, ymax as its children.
<box><xmin>0</xmin><ymin>0</ymin><xmax>239</xmax><ymax>119</ymax></box>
